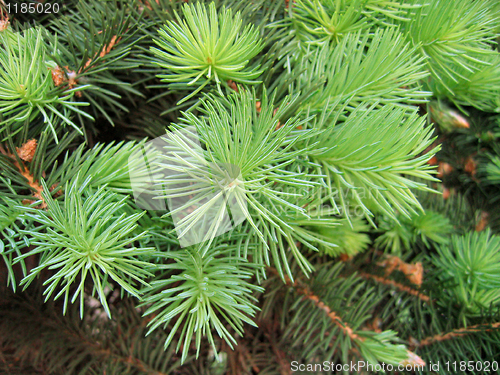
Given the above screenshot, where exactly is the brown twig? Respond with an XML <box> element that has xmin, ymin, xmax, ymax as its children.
<box><xmin>359</xmin><ymin>272</ymin><xmax>430</xmax><ymax>302</ymax></box>
<box><xmin>83</xmin><ymin>35</ymin><xmax>122</xmax><ymax>70</ymax></box>
<box><xmin>418</xmin><ymin>322</ymin><xmax>500</xmax><ymax>347</ymax></box>
<box><xmin>269</xmin><ymin>267</ymin><xmax>362</xmax><ymax>341</ymax></box>
<box><xmin>51</xmin><ymin>32</ymin><xmax>123</xmax><ymax>93</ymax></box>
<box><xmin>0</xmin><ymin>140</ymin><xmax>47</xmax><ymax>209</ymax></box>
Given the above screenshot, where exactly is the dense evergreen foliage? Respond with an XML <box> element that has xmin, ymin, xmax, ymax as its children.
<box><xmin>1</xmin><ymin>0</ymin><xmax>500</xmax><ymax>374</ymax></box>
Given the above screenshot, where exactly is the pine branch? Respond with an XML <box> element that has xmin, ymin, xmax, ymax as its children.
<box><xmin>418</xmin><ymin>321</ymin><xmax>500</xmax><ymax>347</ymax></box>
<box><xmin>82</xmin><ymin>34</ymin><xmax>122</xmax><ymax>71</ymax></box>
<box><xmin>310</xmin><ymin>103</ymin><xmax>438</xmax><ymax>224</ymax></box>
<box><xmin>399</xmin><ymin>0</ymin><xmax>500</xmax><ymax>112</ymax></box>
<box><xmin>269</xmin><ymin>266</ymin><xmax>361</xmax><ymax>340</ymax></box>
<box><xmin>150</xmin><ymin>1</ymin><xmax>264</xmax><ymax>104</ymax></box>
<box><xmin>293</xmin><ymin>28</ymin><xmax>430</xmax><ymax>113</ymax></box>
<box><xmin>2</xmin><ymin>0</ymin><xmax>500</xmax><ymax>370</ymax></box>
<box><xmin>46</xmin><ymin>0</ymin><xmax>145</xmax><ymax>126</ymax></box>
<box><xmin>288</xmin><ymin>0</ymin><xmax>421</xmax><ymax>47</ymax></box>
<box><xmin>141</xmin><ymin>238</ymin><xmax>263</xmax><ymax>364</ymax></box>
<box><xmin>0</xmin><ymin>140</ymin><xmax>46</xmax><ymax>208</ymax></box>
<box><xmin>267</xmin><ymin>263</ymin><xmax>418</xmax><ymax>366</ymax></box>
<box><xmin>0</xmin><ymin>26</ymin><xmax>91</xmax><ymax>143</ymax></box>
<box><xmin>359</xmin><ymin>272</ymin><xmax>430</xmax><ymax>302</ymax></box>
<box><xmin>432</xmin><ymin>230</ymin><xmax>500</xmax><ymax>314</ymax></box>
<box><xmin>16</xmin><ymin>177</ymin><xmax>156</xmax><ymax>318</ymax></box>
<box><xmin>0</xmin><ymin>286</ymin><xmax>191</xmax><ymax>375</ymax></box>
<box><xmin>154</xmin><ymin>89</ymin><xmax>324</xmax><ymax>277</ymax></box>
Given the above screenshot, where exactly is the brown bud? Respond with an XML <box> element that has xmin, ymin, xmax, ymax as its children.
<box><xmin>338</xmin><ymin>253</ymin><xmax>351</xmax><ymax>262</ymax></box>
<box><xmin>475</xmin><ymin>211</ymin><xmax>489</xmax><ymax>232</ymax></box>
<box><xmin>427</xmin><ymin>156</ymin><xmax>438</xmax><ymax>165</ymax></box>
<box><xmin>406</xmin><ymin>262</ymin><xmax>423</xmax><ymax>286</ymax></box>
<box><xmin>464</xmin><ymin>156</ymin><xmax>477</xmax><ymax>176</ymax></box>
<box><xmin>442</xmin><ymin>187</ymin><xmax>450</xmax><ymax>200</ymax></box>
<box><xmin>255</xmin><ymin>101</ymin><xmax>261</xmax><ymax>113</ymax></box>
<box><xmin>0</xmin><ymin>18</ymin><xmax>9</xmax><ymax>32</ymax></box>
<box><xmin>16</xmin><ymin>139</ymin><xmax>37</xmax><ymax>162</ymax></box>
<box><xmin>51</xmin><ymin>66</ymin><xmax>65</xmax><ymax>86</ymax></box>
<box><xmin>437</xmin><ymin>162</ymin><xmax>453</xmax><ymax>178</ymax></box>
<box><xmin>429</xmin><ymin>101</ymin><xmax>469</xmax><ymax>131</ymax></box>
<box><xmin>227</xmin><ymin>80</ymin><xmax>239</xmax><ymax>92</ymax></box>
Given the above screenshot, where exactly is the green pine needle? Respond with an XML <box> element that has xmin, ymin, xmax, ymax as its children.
<box><xmin>141</xmin><ymin>242</ymin><xmax>263</xmax><ymax>364</ymax></box>
<box><xmin>313</xmin><ymin>103</ymin><xmax>438</xmax><ymax>224</ymax></box>
<box><xmin>400</xmin><ymin>0</ymin><xmax>500</xmax><ymax>103</ymax></box>
<box><xmin>0</xmin><ymin>27</ymin><xmax>92</xmax><ymax>143</ymax></box>
<box><xmin>356</xmin><ymin>330</ymin><xmax>410</xmax><ymax>366</ymax></box>
<box><xmin>0</xmin><ymin>197</ymin><xmax>31</xmax><ymax>291</ymax></box>
<box><xmin>151</xmin><ymin>2</ymin><xmax>264</xmax><ymax>104</ymax></box>
<box><xmin>16</xmin><ymin>177</ymin><xmax>155</xmax><ymax>318</ymax></box>
<box><xmin>432</xmin><ymin>230</ymin><xmax>500</xmax><ymax>314</ymax></box>
<box><xmin>290</xmin><ymin>0</ymin><xmax>421</xmax><ymax>47</ymax></box>
<box><xmin>157</xmin><ymin>90</ymin><xmax>321</xmax><ymax>253</ymax></box>
<box><xmin>295</xmin><ymin>28</ymin><xmax>430</xmax><ymax>114</ymax></box>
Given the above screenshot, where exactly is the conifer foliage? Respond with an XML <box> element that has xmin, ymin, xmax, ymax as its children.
<box><xmin>1</xmin><ymin>0</ymin><xmax>500</xmax><ymax>374</ymax></box>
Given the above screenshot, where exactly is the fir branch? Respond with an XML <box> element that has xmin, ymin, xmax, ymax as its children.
<box><xmin>156</xmin><ymin>90</ymin><xmax>322</xmax><ymax>273</ymax></box>
<box><xmin>151</xmin><ymin>1</ymin><xmax>264</xmax><ymax>104</ymax></box>
<box><xmin>46</xmin><ymin>0</ymin><xmax>145</xmax><ymax>126</ymax></box>
<box><xmin>270</xmin><ymin>266</ymin><xmax>361</xmax><ymax>340</ymax></box>
<box><xmin>82</xmin><ymin>34</ymin><xmax>122</xmax><ymax>71</ymax></box>
<box><xmin>16</xmin><ymin>177</ymin><xmax>156</xmax><ymax>318</ymax></box>
<box><xmin>374</xmin><ymin>215</ymin><xmax>414</xmax><ymax>253</ymax></box>
<box><xmin>359</xmin><ymin>272</ymin><xmax>430</xmax><ymax>302</ymax></box>
<box><xmin>48</xmin><ymin>140</ymin><xmax>151</xmax><ymax>195</ymax></box>
<box><xmin>0</xmin><ymin>196</ymin><xmax>33</xmax><ymax>291</ymax></box>
<box><xmin>427</xmin><ymin>53</ymin><xmax>500</xmax><ymax>113</ymax></box>
<box><xmin>290</xmin><ymin>0</ymin><xmax>370</xmax><ymax>46</ymax></box>
<box><xmin>2</xmin><ymin>0</ymin><xmax>500</xmax><ymax>370</ymax></box>
<box><xmin>270</xmin><ymin>263</ymin><xmax>415</xmax><ymax>366</ymax></box>
<box><xmin>399</xmin><ymin>0</ymin><xmax>500</xmax><ymax>110</ymax></box>
<box><xmin>375</xmin><ymin>203</ymin><xmax>455</xmax><ymax>251</ymax></box>
<box><xmin>294</xmin><ymin>28</ymin><xmax>430</xmax><ymax>113</ymax></box>
<box><xmin>0</xmin><ymin>140</ymin><xmax>46</xmax><ymax>208</ymax></box>
<box><xmin>418</xmin><ymin>321</ymin><xmax>500</xmax><ymax>347</ymax></box>
<box><xmin>432</xmin><ymin>230</ymin><xmax>500</xmax><ymax>314</ymax></box>
<box><xmin>313</xmin><ymin>217</ymin><xmax>371</xmax><ymax>257</ymax></box>
<box><xmin>48</xmin><ymin>27</ymin><xmax>125</xmax><ymax>99</ymax></box>
<box><xmin>288</xmin><ymin>0</ymin><xmax>422</xmax><ymax>49</ymax></box>
<box><xmin>0</xmin><ymin>27</ymin><xmax>91</xmax><ymax>143</ymax></box>
<box><xmin>0</xmin><ymin>130</ymin><xmax>79</xmax><ymax>201</ymax></box>
<box><xmin>311</xmin><ymin>103</ymin><xmax>438</xmax><ymax>224</ymax></box>
<box><xmin>141</xmin><ymin>240</ymin><xmax>263</xmax><ymax>364</ymax></box>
